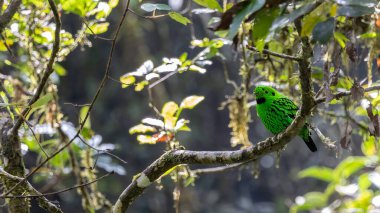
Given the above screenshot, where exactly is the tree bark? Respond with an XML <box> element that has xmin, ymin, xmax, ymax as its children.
<box><xmin>0</xmin><ymin>116</ymin><xmax>29</xmax><ymax>213</ymax></box>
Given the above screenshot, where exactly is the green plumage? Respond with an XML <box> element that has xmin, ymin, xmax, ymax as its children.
<box><xmin>254</xmin><ymin>86</ymin><xmax>317</xmax><ymax>152</ymax></box>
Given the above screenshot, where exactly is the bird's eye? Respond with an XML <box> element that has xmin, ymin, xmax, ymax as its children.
<box><xmin>265</xmin><ymin>90</ymin><xmax>268</xmax><ymax>94</ymax></box>
<box><xmin>272</xmin><ymin>92</ymin><xmax>275</xmax><ymax>96</ymax></box>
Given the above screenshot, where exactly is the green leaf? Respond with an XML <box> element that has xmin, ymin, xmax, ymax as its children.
<box><xmin>136</xmin><ymin>135</ymin><xmax>157</xmax><ymax>144</ymax></box>
<box><xmin>85</xmin><ymin>22</ymin><xmax>109</xmax><ymax>34</ymax></box>
<box><xmin>227</xmin><ymin>0</ymin><xmax>265</xmax><ymax>40</ymax></box>
<box><xmin>168</xmin><ymin>12</ymin><xmax>192</xmax><ymax>25</ymax></box>
<box><xmin>180</xmin><ymin>95</ymin><xmax>205</xmax><ymax>109</ymax></box>
<box><xmin>193</xmin><ymin>0</ymin><xmax>223</xmax><ymax>12</ymax></box>
<box><xmin>296</xmin><ymin>192</ymin><xmax>327</xmax><ymax>211</ymax></box>
<box><xmin>189</xmin><ymin>65</ymin><xmax>206</xmax><ymax>74</ymax></box>
<box><xmin>129</xmin><ymin>124</ymin><xmax>157</xmax><ymax>134</ymax></box>
<box><xmin>337</xmin><ymin>5</ymin><xmax>375</xmax><ymax>17</ymax></box>
<box><xmin>359</xmin><ymin>32</ymin><xmax>379</xmax><ymax>39</ymax></box>
<box><xmin>141</xmin><ymin>3</ymin><xmax>171</xmax><ymax>12</ymax></box>
<box><xmin>79</xmin><ymin>106</ymin><xmax>91</xmax><ymax>129</ymax></box>
<box><xmin>301</xmin><ymin>3</ymin><xmax>326</xmax><ymax>37</ymax></box>
<box><xmin>333</xmin><ymin>31</ymin><xmax>349</xmax><ymax>48</ymax></box>
<box><xmin>134</xmin><ymin>80</ymin><xmax>148</xmax><ymax>91</ymax></box>
<box><xmin>269</xmin><ymin>2</ymin><xmax>317</xmax><ymax>38</ymax></box>
<box><xmin>334</xmin><ymin>157</ymin><xmax>367</xmax><ymax>179</ymax></box>
<box><xmin>251</xmin><ymin>7</ymin><xmax>280</xmax><ymax>42</ymax></box>
<box><xmin>54</xmin><ymin>63</ymin><xmax>67</xmax><ymax>76</ymax></box>
<box><xmin>358</xmin><ymin>173</ymin><xmax>371</xmax><ymax>191</ymax></box>
<box><xmin>362</xmin><ymin>136</ymin><xmax>377</xmax><ymax>156</ymax></box>
<box><xmin>161</xmin><ymin>101</ymin><xmax>179</xmax><ymax>118</ymax></box>
<box><xmin>120</xmin><ymin>75</ymin><xmax>136</xmax><ymax>88</ymax></box>
<box><xmin>174</xmin><ymin>119</ymin><xmax>190</xmax><ymax>131</ymax></box>
<box><xmin>298</xmin><ymin>167</ymin><xmax>334</xmax><ymax>182</ymax></box>
<box><xmin>31</xmin><ymin>93</ymin><xmax>54</xmax><ymax>109</ymax></box>
<box><xmin>312</xmin><ymin>18</ymin><xmax>335</xmax><ymax>44</ymax></box>
<box><xmin>108</xmin><ymin>0</ymin><xmax>119</xmax><ymax>8</ymax></box>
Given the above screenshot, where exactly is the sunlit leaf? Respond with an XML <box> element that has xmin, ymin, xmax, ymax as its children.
<box><xmin>79</xmin><ymin>106</ymin><xmax>91</xmax><ymax>129</ymax></box>
<box><xmin>362</xmin><ymin>136</ymin><xmax>377</xmax><ymax>156</ymax></box>
<box><xmin>54</xmin><ymin>63</ymin><xmax>67</xmax><ymax>76</ymax></box>
<box><xmin>358</xmin><ymin>173</ymin><xmax>371</xmax><ymax>191</ymax></box>
<box><xmin>0</xmin><ymin>39</ymin><xmax>13</xmax><ymax>51</ymax></box>
<box><xmin>161</xmin><ymin>101</ymin><xmax>179</xmax><ymax>118</ymax></box>
<box><xmin>175</xmin><ymin>119</ymin><xmax>190</xmax><ymax>131</ymax></box>
<box><xmin>108</xmin><ymin>0</ymin><xmax>119</xmax><ymax>8</ymax></box>
<box><xmin>193</xmin><ymin>0</ymin><xmax>222</xmax><ymax>12</ymax></box>
<box><xmin>120</xmin><ymin>75</ymin><xmax>136</xmax><ymax>88</ymax></box>
<box><xmin>333</xmin><ymin>31</ymin><xmax>349</xmax><ymax>48</ymax></box>
<box><xmin>134</xmin><ymin>80</ymin><xmax>148</xmax><ymax>91</ymax></box>
<box><xmin>129</xmin><ymin>124</ymin><xmax>157</xmax><ymax>134</ymax></box>
<box><xmin>189</xmin><ymin>65</ymin><xmax>206</xmax><ymax>74</ymax></box>
<box><xmin>168</xmin><ymin>12</ymin><xmax>192</xmax><ymax>25</ymax></box>
<box><xmin>136</xmin><ymin>135</ymin><xmax>157</xmax><ymax>144</ymax></box>
<box><xmin>180</xmin><ymin>95</ymin><xmax>204</xmax><ymax>109</ymax></box>
<box><xmin>85</xmin><ymin>22</ymin><xmax>109</xmax><ymax>34</ymax></box>
<box><xmin>142</xmin><ymin>118</ymin><xmax>164</xmax><ymax>128</ymax></box>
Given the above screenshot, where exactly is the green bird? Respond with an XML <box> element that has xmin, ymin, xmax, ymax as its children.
<box><xmin>254</xmin><ymin>86</ymin><xmax>317</xmax><ymax>152</ymax></box>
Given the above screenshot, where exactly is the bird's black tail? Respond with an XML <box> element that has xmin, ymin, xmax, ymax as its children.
<box><xmin>303</xmin><ymin>136</ymin><xmax>317</xmax><ymax>152</ymax></box>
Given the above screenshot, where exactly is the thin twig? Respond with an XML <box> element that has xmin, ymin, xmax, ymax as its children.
<box><xmin>2</xmin><ymin>0</ymin><xmax>131</xmax><ymax>197</ymax></box>
<box><xmin>77</xmin><ymin>136</ymin><xmax>127</xmax><ymax>164</ymax></box>
<box><xmin>315</xmin><ymin>85</ymin><xmax>380</xmax><ymax>104</ymax></box>
<box><xmin>191</xmin><ymin>161</ymin><xmax>248</xmax><ymax>175</ymax></box>
<box><xmin>1</xmin><ymin>172</ymin><xmax>113</xmax><ymax>198</ymax></box>
<box><xmin>246</xmin><ymin>45</ymin><xmax>302</xmax><ymax>61</ymax></box>
<box><xmin>128</xmin><ymin>9</ymin><xmax>168</xmax><ymax>19</ymax></box>
<box><xmin>0</xmin><ymin>168</ymin><xmax>62</xmax><ymax>212</ymax></box>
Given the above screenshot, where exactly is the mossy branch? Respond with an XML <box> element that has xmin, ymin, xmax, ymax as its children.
<box><xmin>112</xmin><ymin>34</ymin><xmax>317</xmax><ymax>213</ymax></box>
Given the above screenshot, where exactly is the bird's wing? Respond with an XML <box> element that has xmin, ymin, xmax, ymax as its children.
<box><xmin>270</xmin><ymin>97</ymin><xmax>298</xmax><ymax>119</ymax></box>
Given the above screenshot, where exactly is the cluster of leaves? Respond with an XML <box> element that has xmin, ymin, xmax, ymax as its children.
<box><xmin>292</xmin><ymin>135</ymin><xmax>380</xmax><ymax>212</ymax></box>
<box><xmin>119</xmin><ymin>37</ymin><xmax>229</xmax><ymax>91</ymax></box>
<box><xmin>129</xmin><ymin>95</ymin><xmax>204</xmax><ymax>146</ymax></box>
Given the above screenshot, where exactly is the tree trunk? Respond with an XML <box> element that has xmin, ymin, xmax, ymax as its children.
<box><xmin>1</xmin><ymin>116</ymin><xmax>30</xmax><ymax>213</ymax></box>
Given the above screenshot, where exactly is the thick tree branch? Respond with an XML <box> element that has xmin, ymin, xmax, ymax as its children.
<box><xmin>0</xmin><ymin>0</ymin><xmax>21</xmax><ymax>33</ymax></box>
<box><xmin>112</xmin><ymin>36</ymin><xmax>316</xmax><ymax>213</ymax></box>
<box><xmin>0</xmin><ymin>168</ymin><xmax>62</xmax><ymax>213</ymax></box>
<box><xmin>112</xmin><ymin>12</ymin><xmax>320</xmax><ymax>211</ymax></box>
